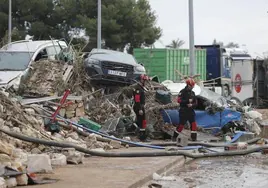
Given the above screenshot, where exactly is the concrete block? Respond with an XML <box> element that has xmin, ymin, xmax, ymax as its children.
<box><xmin>5</xmin><ymin>178</ymin><xmax>17</xmax><ymax>188</ymax></box>
<box><xmin>16</xmin><ymin>174</ymin><xmax>28</xmax><ymax>186</ymax></box>
<box><xmin>62</xmin><ymin>148</ymin><xmax>83</xmax><ymax>165</ymax></box>
<box><xmin>27</xmin><ymin>154</ymin><xmax>52</xmax><ymax>173</ymax></box>
<box><xmin>51</xmin><ymin>154</ymin><xmax>67</xmax><ymax>166</ymax></box>
<box><xmin>176</xmin><ymin>134</ymin><xmax>188</xmax><ymax>147</ymax></box>
<box><xmin>0</xmin><ymin>178</ymin><xmax>6</xmax><ymax>188</ymax></box>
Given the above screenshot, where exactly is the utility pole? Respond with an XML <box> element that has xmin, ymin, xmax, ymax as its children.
<box><xmin>8</xmin><ymin>0</ymin><xmax>12</xmax><ymax>44</ymax></box>
<box><xmin>97</xmin><ymin>0</ymin><xmax>101</xmax><ymax>49</ymax></box>
<box><xmin>188</xmin><ymin>0</ymin><xmax>195</xmax><ymax>76</ymax></box>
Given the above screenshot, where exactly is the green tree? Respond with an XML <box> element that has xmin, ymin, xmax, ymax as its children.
<box><xmin>166</xmin><ymin>38</ymin><xmax>185</xmax><ymax>49</ymax></box>
<box><xmin>225</xmin><ymin>42</ymin><xmax>239</xmax><ymax>48</ymax></box>
<box><xmin>0</xmin><ymin>0</ymin><xmax>161</xmax><ymax>53</ymax></box>
<box><xmin>78</xmin><ymin>0</ymin><xmax>162</xmax><ymax>53</ymax></box>
<box><xmin>212</xmin><ymin>39</ymin><xmax>240</xmax><ymax>48</ymax></box>
<box><xmin>212</xmin><ymin>38</ymin><xmax>224</xmax><ymax>47</ymax></box>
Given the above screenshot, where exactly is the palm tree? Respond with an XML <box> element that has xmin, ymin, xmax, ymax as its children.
<box><xmin>225</xmin><ymin>42</ymin><xmax>239</xmax><ymax>48</ymax></box>
<box><xmin>166</xmin><ymin>38</ymin><xmax>185</xmax><ymax>49</ymax></box>
<box><xmin>212</xmin><ymin>39</ymin><xmax>239</xmax><ymax>48</ymax></box>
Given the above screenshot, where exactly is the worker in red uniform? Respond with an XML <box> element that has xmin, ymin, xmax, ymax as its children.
<box><xmin>133</xmin><ymin>74</ymin><xmax>149</xmax><ymax>141</ymax></box>
<box><xmin>173</xmin><ymin>78</ymin><xmax>198</xmax><ymax>141</ymax></box>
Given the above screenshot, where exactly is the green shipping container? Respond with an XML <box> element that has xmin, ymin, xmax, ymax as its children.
<box><xmin>133</xmin><ymin>48</ymin><xmax>207</xmax><ymax>82</ymax></box>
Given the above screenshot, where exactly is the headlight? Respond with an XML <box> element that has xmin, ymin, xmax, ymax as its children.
<box><xmin>88</xmin><ymin>59</ymin><xmax>100</xmax><ymax>65</ymax></box>
<box><xmin>134</xmin><ymin>65</ymin><xmax>146</xmax><ymax>73</ymax></box>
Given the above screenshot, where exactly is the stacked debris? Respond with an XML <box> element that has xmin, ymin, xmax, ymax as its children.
<box><xmin>18</xmin><ymin>60</ymin><xmax>73</xmax><ymax>97</ymax></box>
<box><xmin>0</xmin><ymin>89</ymin><xmax>125</xmax><ymax>178</ymax></box>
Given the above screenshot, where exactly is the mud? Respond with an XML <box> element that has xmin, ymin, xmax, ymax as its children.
<box><xmin>150</xmin><ymin>154</ymin><xmax>268</xmax><ymax>188</ymax></box>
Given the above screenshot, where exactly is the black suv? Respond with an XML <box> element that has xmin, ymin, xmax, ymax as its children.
<box><xmin>83</xmin><ymin>49</ymin><xmax>146</xmax><ymax>85</ymax></box>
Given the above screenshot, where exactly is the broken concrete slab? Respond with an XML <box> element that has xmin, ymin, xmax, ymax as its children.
<box><xmin>51</xmin><ymin>154</ymin><xmax>67</xmax><ymax>166</ymax></box>
<box><xmin>5</xmin><ymin>178</ymin><xmax>17</xmax><ymax>188</ymax></box>
<box><xmin>109</xmin><ymin>140</ymin><xmax>122</xmax><ymax>149</ymax></box>
<box><xmin>31</xmin><ymin>148</ymin><xmax>42</xmax><ymax>154</ymax></box>
<box><xmin>27</xmin><ymin>154</ymin><xmax>52</xmax><ymax>173</ymax></box>
<box><xmin>67</xmin><ymin>132</ymin><xmax>79</xmax><ymax>140</ymax></box>
<box><xmin>16</xmin><ymin>174</ymin><xmax>28</xmax><ymax>186</ymax></box>
<box><xmin>61</xmin><ymin>148</ymin><xmax>84</xmax><ymax>165</ymax></box>
<box><xmin>0</xmin><ymin>178</ymin><xmax>6</xmax><ymax>188</ymax></box>
<box><xmin>0</xmin><ymin>141</ymin><xmax>14</xmax><ymax>156</ymax></box>
<box><xmin>0</xmin><ymin>154</ymin><xmax>11</xmax><ymax>163</ymax></box>
<box><xmin>75</xmin><ymin>107</ymin><xmax>85</xmax><ymax>117</ymax></box>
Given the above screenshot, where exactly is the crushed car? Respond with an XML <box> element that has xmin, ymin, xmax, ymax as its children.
<box><xmin>0</xmin><ymin>40</ymin><xmax>71</xmax><ymax>91</ymax></box>
<box><xmin>160</xmin><ymin>80</ymin><xmax>242</xmax><ymax>134</ymax></box>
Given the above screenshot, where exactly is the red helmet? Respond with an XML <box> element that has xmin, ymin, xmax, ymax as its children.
<box><xmin>186</xmin><ymin>78</ymin><xmax>195</xmax><ymax>87</ymax></box>
<box><xmin>140</xmin><ymin>74</ymin><xmax>149</xmax><ymax>81</ymax></box>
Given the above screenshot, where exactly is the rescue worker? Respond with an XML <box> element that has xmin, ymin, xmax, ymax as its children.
<box><xmin>133</xmin><ymin>74</ymin><xmax>149</xmax><ymax>141</ymax></box>
<box><xmin>173</xmin><ymin>78</ymin><xmax>198</xmax><ymax>141</ymax></box>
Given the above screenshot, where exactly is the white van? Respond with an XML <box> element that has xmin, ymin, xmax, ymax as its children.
<box><xmin>0</xmin><ymin>40</ymin><xmax>68</xmax><ymax>90</ymax></box>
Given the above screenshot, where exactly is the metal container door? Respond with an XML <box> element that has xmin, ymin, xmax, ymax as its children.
<box><xmin>231</xmin><ymin>59</ymin><xmax>254</xmax><ymax>102</ymax></box>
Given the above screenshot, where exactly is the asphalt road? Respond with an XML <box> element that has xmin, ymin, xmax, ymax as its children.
<box><xmin>148</xmin><ymin>153</ymin><xmax>268</xmax><ymax>188</ymax></box>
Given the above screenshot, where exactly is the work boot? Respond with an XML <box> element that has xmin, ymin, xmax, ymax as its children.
<box><xmin>191</xmin><ymin>132</ymin><xmax>197</xmax><ymax>141</ymax></box>
<box><xmin>139</xmin><ymin>129</ymin><xmax>148</xmax><ymax>141</ymax></box>
<box><xmin>172</xmin><ymin>131</ymin><xmax>179</xmax><ymax>142</ymax></box>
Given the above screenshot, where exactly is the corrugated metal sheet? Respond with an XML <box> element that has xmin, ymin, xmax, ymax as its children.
<box><xmin>134</xmin><ymin>48</ymin><xmax>207</xmax><ymax>82</ymax></box>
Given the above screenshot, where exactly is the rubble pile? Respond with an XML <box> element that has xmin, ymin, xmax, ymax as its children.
<box><xmin>0</xmin><ymin>89</ymin><xmax>125</xmax><ymax>184</ymax></box>
<box><xmin>18</xmin><ymin>60</ymin><xmax>72</xmax><ymax>97</ymax></box>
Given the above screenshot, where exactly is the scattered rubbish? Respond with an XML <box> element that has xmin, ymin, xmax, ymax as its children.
<box><xmin>224</xmin><ymin>142</ymin><xmax>248</xmax><ymax>151</ymax></box>
<box><xmin>152</xmin><ymin>173</ymin><xmax>176</xmax><ymax>181</ymax></box>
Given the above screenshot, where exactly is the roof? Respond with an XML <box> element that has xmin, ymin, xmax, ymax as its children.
<box><xmin>0</xmin><ymin>40</ymin><xmax>67</xmax><ymax>52</ymax></box>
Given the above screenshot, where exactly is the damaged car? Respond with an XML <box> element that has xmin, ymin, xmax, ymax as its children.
<box><xmin>161</xmin><ymin>81</ymin><xmax>242</xmax><ymax>134</ymax></box>
<box><xmin>0</xmin><ymin>40</ymin><xmax>70</xmax><ymax>91</ymax></box>
<box><xmin>83</xmin><ymin>49</ymin><xmax>146</xmax><ymax>86</ymax></box>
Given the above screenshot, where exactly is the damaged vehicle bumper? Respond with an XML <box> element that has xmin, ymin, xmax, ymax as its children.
<box><xmin>84</xmin><ymin>62</ymin><xmax>142</xmax><ymax>85</ymax></box>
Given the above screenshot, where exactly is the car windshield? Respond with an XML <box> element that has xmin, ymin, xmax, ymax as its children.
<box><xmin>90</xmin><ymin>51</ymin><xmax>138</xmax><ymax>65</ymax></box>
<box><xmin>0</xmin><ymin>52</ymin><xmax>34</xmax><ymax>71</ymax></box>
<box><xmin>199</xmin><ymin>87</ymin><xmax>228</xmax><ymax>107</ymax></box>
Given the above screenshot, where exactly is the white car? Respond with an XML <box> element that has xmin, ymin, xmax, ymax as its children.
<box><xmin>0</xmin><ymin>40</ymin><xmax>68</xmax><ymax>90</ymax></box>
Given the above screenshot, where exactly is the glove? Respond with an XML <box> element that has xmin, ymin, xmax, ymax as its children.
<box><xmin>187</xmin><ymin>104</ymin><xmax>193</xmax><ymax>107</ymax></box>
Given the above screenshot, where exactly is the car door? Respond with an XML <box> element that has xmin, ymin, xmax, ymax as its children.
<box><xmin>46</xmin><ymin>46</ymin><xmax>62</xmax><ymax>60</ymax></box>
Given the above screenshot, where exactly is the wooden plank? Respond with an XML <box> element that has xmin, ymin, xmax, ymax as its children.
<box><xmin>20</xmin><ymin>95</ymin><xmax>83</xmax><ymax>105</ymax></box>
<box><xmin>62</xmin><ymin>65</ymin><xmax>73</xmax><ymax>83</ymax></box>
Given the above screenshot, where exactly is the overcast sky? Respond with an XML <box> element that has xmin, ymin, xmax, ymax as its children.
<box><xmin>148</xmin><ymin>0</ymin><xmax>268</xmax><ymax>57</ymax></box>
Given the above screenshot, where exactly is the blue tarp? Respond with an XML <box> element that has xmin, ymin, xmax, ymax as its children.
<box><xmin>161</xmin><ymin>108</ymin><xmax>241</xmax><ymax>129</ymax></box>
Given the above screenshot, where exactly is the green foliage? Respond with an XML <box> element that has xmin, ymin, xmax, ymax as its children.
<box><xmin>166</xmin><ymin>38</ymin><xmax>185</xmax><ymax>49</ymax></box>
<box><xmin>212</xmin><ymin>39</ymin><xmax>240</xmax><ymax>48</ymax></box>
<box><xmin>0</xmin><ymin>0</ymin><xmax>161</xmax><ymax>53</ymax></box>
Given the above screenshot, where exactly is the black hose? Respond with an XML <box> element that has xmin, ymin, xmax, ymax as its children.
<box><xmin>146</xmin><ymin>138</ymin><xmax>261</xmax><ymax>147</ymax></box>
<box><xmin>1</xmin><ymin>128</ymin><xmax>267</xmax><ymax>158</ymax></box>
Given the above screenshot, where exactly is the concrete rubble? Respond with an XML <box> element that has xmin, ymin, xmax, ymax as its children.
<box><xmin>0</xmin><ymin>57</ymin><xmax>268</xmax><ymax>188</ymax></box>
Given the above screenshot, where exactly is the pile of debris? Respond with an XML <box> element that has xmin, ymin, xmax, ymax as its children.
<box><xmin>18</xmin><ymin>60</ymin><xmax>73</xmax><ymax>97</ymax></box>
<box><xmin>0</xmin><ymin>88</ymin><xmax>128</xmax><ymax>187</ymax></box>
